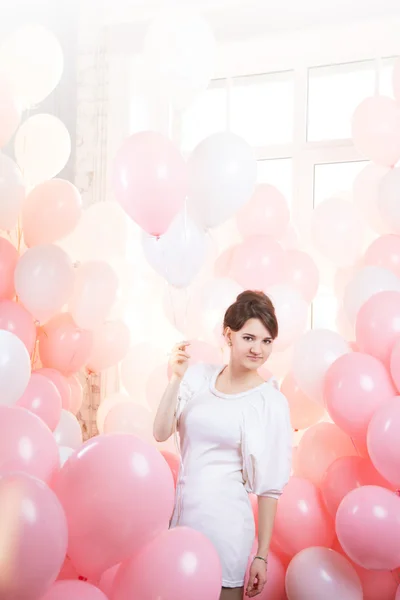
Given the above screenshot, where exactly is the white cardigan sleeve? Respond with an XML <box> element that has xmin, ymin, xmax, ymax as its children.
<box><xmin>241</xmin><ymin>386</ymin><xmax>292</xmax><ymax>499</ymax></box>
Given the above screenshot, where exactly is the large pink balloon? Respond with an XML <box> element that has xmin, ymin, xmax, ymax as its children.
<box><xmin>243</xmin><ymin>542</ymin><xmax>285</xmax><ymax>600</ymax></box>
<box><xmin>390</xmin><ymin>340</ymin><xmax>400</xmax><ymax>392</ymax></box>
<box><xmin>364</xmin><ymin>234</ymin><xmax>400</xmax><ymax>278</ymax></box>
<box><xmin>236</xmin><ymin>183</ymin><xmax>289</xmax><ymax>239</ymax></box>
<box><xmin>53</xmin><ymin>434</ymin><xmax>175</xmax><ymax>579</ymax></box>
<box><xmin>284</xmin><ymin>249</ymin><xmax>319</xmax><ymax>302</ymax></box>
<box><xmin>41</xmin><ymin>581</ymin><xmax>107</xmax><ymax>600</ymax></box>
<box><xmin>36</xmin><ymin>368</ymin><xmax>71</xmax><ymax>410</ymax></box>
<box><xmin>22</xmin><ymin>179</ymin><xmax>82</xmax><ymax>247</ymax></box>
<box><xmin>113</xmin><ymin>131</ymin><xmax>187</xmax><ymax>236</ymax></box>
<box><xmin>0</xmin><ymin>472</ymin><xmax>67</xmax><ymax>600</ymax></box>
<box><xmin>367</xmin><ymin>397</ymin><xmax>400</xmax><ymax>487</ymax></box>
<box><xmin>272</xmin><ymin>477</ymin><xmax>335</xmax><ymax>557</ymax></box>
<box><xmin>285</xmin><ymin>547</ymin><xmax>363</xmax><ymax>600</ymax></box>
<box><xmin>352</xmin><ymin>96</ymin><xmax>400</xmax><ymax>167</ymax></box>
<box><xmin>336</xmin><ymin>485</ymin><xmax>400</xmax><ymax>570</ymax></box>
<box><xmin>320</xmin><ymin>456</ymin><xmax>392</xmax><ymax>518</ymax></box>
<box><xmin>230</xmin><ymin>235</ymin><xmax>285</xmax><ymax>290</ymax></box>
<box><xmin>17</xmin><ymin>372</ymin><xmax>62</xmax><ymax>431</ymax></box>
<box><xmin>281</xmin><ymin>373</ymin><xmax>325</xmax><ymax>431</ymax></box>
<box><xmin>324</xmin><ymin>352</ymin><xmax>396</xmax><ymax>438</ymax></box>
<box><xmin>39</xmin><ymin>313</ymin><xmax>93</xmax><ymax>376</ymax></box>
<box><xmin>0</xmin><ymin>299</ymin><xmax>36</xmax><ymax>353</ymax></box>
<box><xmin>355</xmin><ymin>290</ymin><xmax>400</xmax><ymax>366</ymax></box>
<box><xmin>0</xmin><ymin>237</ymin><xmax>19</xmax><ymax>300</ymax></box>
<box><xmin>113</xmin><ymin>527</ymin><xmax>222</xmax><ymax>600</ymax></box>
<box><xmin>0</xmin><ymin>405</ymin><xmax>59</xmax><ymax>482</ymax></box>
<box><xmin>86</xmin><ymin>319</ymin><xmax>130</xmax><ymax>373</ymax></box>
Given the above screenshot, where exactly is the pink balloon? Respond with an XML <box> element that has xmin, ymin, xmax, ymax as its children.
<box><xmin>0</xmin><ymin>74</ymin><xmax>21</xmax><ymax>147</ymax></box>
<box><xmin>355</xmin><ymin>290</ymin><xmax>400</xmax><ymax>366</ymax></box>
<box><xmin>57</xmin><ymin>556</ymin><xmax>80</xmax><ymax>581</ymax></box>
<box><xmin>320</xmin><ymin>456</ymin><xmax>392</xmax><ymax>518</ymax></box>
<box><xmin>41</xmin><ymin>581</ymin><xmax>107</xmax><ymax>600</ymax></box>
<box><xmin>166</xmin><ymin>339</ymin><xmax>221</xmax><ymax>381</ymax></box>
<box><xmin>397</xmin><ymin>584</ymin><xmax>400</xmax><ymax>600</ymax></box>
<box><xmin>284</xmin><ymin>249</ymin><xmax>319</xmax><ymax>302</ymax></box>
<box><xmin>324</xmin><ymin>352</ymin><xmax>396</xmax><ymax>439</ymax></box>
<box><xmin>67</xmin><ymin>374</ymin><xmax>83</xmax><ymax>415</ymax></box>
<box><xmin>390</xmin><ymin>340</ymin><xmax>400</xmax><ymax>393</ymax></box>
<box><xmin>53</xmin><ymin>434</ymin><xmax>175</xmax><ymax>579</ymax></box>
<box><xmin>98</xmin><ymin>564</ymin><xmax>119</xmax><ymax>597</ymax></box>
<box><xmin>0</xmin><ymin>405</ymin><xmax>59</xmax><ymax>482</ymax></box>
<box><xmin>272</xmin><ymin>477</ymin><xmax>335</xmax><ymax>557</ymax></box>
<box><xmin>0</xmin><ymin>237</ymin><xmax>19</xmax><ymax>300</ymax></box>
<box><xmin>161</xmin><ymin>451</ymin><xmax>180</xmax><ymax>487</ymax></box>
<box><xmin>16</xmin><ymin>372</ymin><xmax>62</xmax><ymax>431</ymax></box>
<box><xmin>352</xmin><ymin>96</ymin><xmax>400</xmax><ymax>167</ymax></box>
<box><xmin>336</xmin><ymin>485</ymin><xmax>400</xmax><ymax>570</ymax></box>
<box><xmin>86</xmin><ymin>320</ymin><xmax>130</xmax><ymax>373</ymax></box>
<box><xmin>286</xmin><ymin>547</ymin><xmax>362</xmax><ymax>600</ymax></box>
<box><xmin>243</xmin><ymin>541</ymin><xmax>285</xmax><ymax>600</ymax></box>
<box><xmin>230</xmin><ymin>235</ymin><xmax>285</xmax><ymax>290</ymax></box>
<box><xmin>36</xmin><ymin>368</ymin><xmax>71</xmax><ymax>410</ymax></box>
<box><xmin>113</xmin><ymin>527</ymin><xmax>222</xmax><ymax>600</ymax></box>
<box><xmin>103</xmin><ymin>402</ymin><xmax>152</xmax><ymax>441</ymax></box>
<box><xmin>22</xmin><ymin>179</ymin><xmax>82</xmax><ymax>247</ymax></box>
<box><xmin>113</xmin><ymin>131</ymin><xmax>188</xmax><ymax>236</ymax></box>
<box><xmin>295</xmin><ymin>422</ymin><xmax>357</xmax><ymax>486</ymax></box>
<box><xmin>367</xmin><ymin>397</ymin><xmax>400</xmax><ymax>487</ymax></box>
<box><xmin>364</xmin><ymin>234</ymin><xmax>400</xmax><ymax>278</ymax></box>
<box><xmin>0</xmin><ymin>472</ymin><xmax>67</xmax><ymax>600</ymax></box>
<box><xmin>236</xmin><ymin>183</ymin><xmax>289</xmax><ymax>239</ymax></box>
<box><xmin>213</xmin><ymin>245</ymin><xmax>237</xmax><ymax>278</ymax></box>
<box><xmin>0</xmin><ymin>298</ymin><xmax>36</xmax><ymax>354</ymax></box>
<box><xmin>281</xmin><ymin>373</ymin><xmax>325</xmax><ymax>431</ymax></box>
<box><xmin>39</xmin><ymin>313</ymin><xmax>93</xmax><ymax>376</ymax></box>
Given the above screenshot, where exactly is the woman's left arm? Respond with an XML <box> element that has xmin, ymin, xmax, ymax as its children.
<box><xmin>246</xmin><ymin>496</ymin><xmax>277</xmax><ymax>597</ymax></box>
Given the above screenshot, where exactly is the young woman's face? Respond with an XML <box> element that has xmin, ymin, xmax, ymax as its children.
<box><xmin>226</xmin><ymin>318</ymin><xmax>274</xmax><ymax>370</ymax></box>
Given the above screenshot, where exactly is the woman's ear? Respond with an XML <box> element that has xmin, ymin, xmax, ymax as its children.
<box><xmin>224</xmin><ymin>327</ymin><xmax>232</xmax><ymax>347</ymax></box>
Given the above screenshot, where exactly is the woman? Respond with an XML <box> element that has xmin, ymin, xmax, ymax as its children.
<box><xmin>153</xmin><ymin>291</ymin><xmax>292</xmax><ymax>599</ymax></box>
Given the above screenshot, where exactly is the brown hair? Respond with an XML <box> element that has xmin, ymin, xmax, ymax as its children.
<box><xmin>223</xmin><ymin>290</ymin><xmax>278</xmax><ymax>339</ymax></box>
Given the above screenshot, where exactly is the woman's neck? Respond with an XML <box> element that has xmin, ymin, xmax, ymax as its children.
<box><xmin>217</xmin><ymin>362</ymin><xmax>265</xmax><ymax>394</ymax></box>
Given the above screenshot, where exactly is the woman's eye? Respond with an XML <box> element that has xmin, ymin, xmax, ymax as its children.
<box><xmin>243</xmin><ymin>336</ymin><xmax>252</xmax><ymax>341</ymax></box>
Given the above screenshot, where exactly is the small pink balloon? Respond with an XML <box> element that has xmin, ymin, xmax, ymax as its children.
<box><xmin>166</xmin><ymin>339</ymin><xmax>221</xmax><ymax>380</ymax></box>
<box><xmin>352</xmin><ymin>96</ymin><xmax>400</xmax><ymax>167</ymax></box>
<box><xmin>364</xmin><ymin>234</ymin><xmax>400</xmax><ymax>278</ymax></box>
<box><xmin>41</xmin><ymin>581</ymin><xmax>108</xmax><ymax>600</ymax></box>
<box><xmin>236</xmin><ymin>183</ymin><xmax>290</xmax><ymax>239</ymax></box>
<box><xmin>244</xmin><ymin>542</ymin><xmax>285</xmax><ymax>600</ymax></box>
<box><xmin>0</xmin><ymin>298</ymin><xmax>36</xmax><ymax>353</ymax></box>
<box><xmin>367</xmin><ymin>397</ymin><xmax>400</xmax><ymax>487</ymax></box>
<box><xmin>113</xmin><ymin>527</ymin><xmax>222</xmax><ymax>600</ymax></box>
<box><xmin>284</xmin><ymin>249</ymin><xmax>319</xmax><ymax>302</ymax></box>
<box><xmin>113</xmin><ymin>131</ymin><xmax>188</xmax><ymax>236</ymax></box>
<box><xmin>390</xmin><ymin>339</ymin><xmax>400</xmax><ymax>393</ymax></box>
<box><xmin>0</xmin><ymin>237</ymin><xmax>19</xmax><ymax>300</ymax></box>
<box><xmin>17</xmin><ymin>372</ymin><xmax>62</xmax><ymax>431</ymax></box>
<box><xmin>161</xmin><ymin>451</ymin><xmax>180</xmax><ymax>487</ymax></box>
<box><xmin>230</xmin><ymin>235</ymin><xmax>285</xmax><ymax>290</ymax></box>
<box><xmin>213</xmin><ymin>245</ymin><xmax>238</xmax><ymax>278</ymax></box>
<box><xmin>336</xmin><ymin>485</ymin><xmax>400</xmax><ymax>570</ymax></box>
<box><xmin>39</xmin><ymin>313</ymin><xmax>93</xmax><ymax>376</ymax></box>
<box><xmin>22</xmin><ymin>179</ymin><xmax>82</xmax><ymax>247</ymax></box>
<box><xmin>0</xmin><ymin>74</ymin><xmax>21</xmax><ymax>147</ymax></box>
<box><xmin>272</xmin><ymin>477</ymin><xmax>335</xmax><ymax>558</ymax></box>
<box><xmin>355</xmin><ymin>290</ymin><xmax>400</xmax><ymax>366</ymax></box>
<box><xmin>67</xmin><ymin>374</ymin><xmax>83</xmax><ymax>415</ymax></box>
<box><xmin>324</xmin><ymin>352</ymin><xmax>396</xmax><ymax>439</ymax></box>
<box><xmin>86</xmin><ymin>319</ymin><xmax>130</xmax><ymax>372</ymax></box>
<box><xmin>0</xmin><ymin>405</ymin><xmax>59</xmax><ymax>482</ymax></box>
<box><xmin>36</xmin><ymin>368</ymin><xmax>71</xmax><ymax>410</ymax></box>
<box><xmin>0</xmin><ymin>472</ymin><xmax>68</xmax><ymax>600</ymax></box>
<box><xmin>281</xmin><ymin>373</ymin><xmax>325</xmax><ymax>431</ymax></box>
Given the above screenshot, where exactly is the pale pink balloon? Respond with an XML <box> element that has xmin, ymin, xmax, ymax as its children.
<box><xmin>286</xmin><ymin>547</ymin><xmax>362</xmax><ymax>600</ymax></box>
<box><xmin>161</xmin><ymin>450</ymin><xmax>180</xmax><ymax>488</ymax></box>
<box><xmin>69</xmin><ymin>261</ymin><xmax>119</xmax><ymax>330</ymax></box>
<box><xmin>0</xmin><ymin>237</ymin><xmax>19</xmax><ymax>300</ymax></box>
<box><xmin>244</xmin><ymin>541</ymin><xmax>285</xmax><ymax>600</ymax></box>
<box><xmin>0</xmin><ymin>405</ymin><xmax>59</xmax><ymax>482</ymax></box>
<box><xmin>336</xmin><ymin>485</ymin><xmax>400</xmax><ymax>570</ymax></box>
<box><xmin>41</xmin><ymin>581</ymin><xmax>108</xmax><ymax>600</ymax></box>
<box><xmin>213</xmin><ymin>245</ymin><xmax>237</xmax><ymax>278</ymax></box>
<box><xmin>355</xmin><ymin>290</ymin><xmax>400</xmax><ymax>366</ymax></box>
<box><xmin>378</xmin><ymin>168</ymin><xmax>400</xmax><ymax>234</ymax></box>
<box><xmin>0</xmin><ymin>152</ymin><xmax>25</xmax><ymax>231</ymax></box>
<box><xmin>86</xmin><ymin>319</ymin><xmax>130</xmax><ymax>372</ymax></box>
<box><xmin>354</xmin><ymin>163</ymin><xmax>392</xmax><ymax>234</ymax></box>
<box><xmin>39</xmin><ymin>313</ymin><xmax>93</xmax><ymax>376</ymax></box>
<box><xmin>104</xmin><ymin>402</ymin><xmax>153</xmax><ymax>441</ymax></box>
<box><xmin>67</xmin><ymin>375</ymin><xmax>83</xmax><ymax>415</ymax></box>
<box><xmin>295</xmin><ymin>422</ymin><xmax>357</xmax><ymax>486</ymax></box>
<box><xmin>113</xmin><ymin>526</ymin><xmax>222</xmax><ymax>600</ymax></box>
<box><xmin>266</xmin><ymin>284</ymin><xmax>308</xmax><ymax>351</ymax></box>
<box><xmin>113</xmin><ymin>131</ymin><xmax>188</xmax><ymax>236</ymax></box>
<box><xmin>0</xmin><ymin>298</ymin><xmax>36</xmax><ymax>354</ymax></box>
<box><xmin>53</xmin><ymin>434</ymin><xmax>175</xmax><ymax>579</ymax></box>
<box><xmin>188</xmin><ymin>339</ymin><xmax>221</xmax><ymax>366</ymax></box>
<box><xmin>98</xmin><ymin>565</ymin><xmax>119</xmax><ymax>597</ymax></box>
<box><xmin>36</xmin><ymin>368</ymin><xmax>71</xmax><ymax>410</ymax></box>
<box><xmin>146</xmin><ymin>364</ymin><xmax>169</xmax><ymax>411</ymax></box>
<box><xmin>281</xmin><ymin>373</ymin><xmax>325</xmax><ymax>431</ymax></box>
<box><xmin>367</xmin><ymin>397</ymin><xmax>400</xmax><ymax>487</ymax></box>
<box><xmin>0</xmin><ymin>472</ymin><xmax>68</xmax><ymax>600</ymax></box>
<box><xmin>22</xmin><ymin>179</ymin><xmax>82</xmax><ymax>247</ymax></box>
<box><xmin>364</xmin><ymin>234</ymin><xmax>400</xmax><ymax>278</ymax></box>
<box><xmin>284</xmin><ymin>249</ymin><xmax>319</xmax><ymax>302</ymax></box>
<box><xmin>391</xmin><ymin>339</ymin><xmax>400</xmax><ymax>393</ymax></box>
<box><xmin>324</xmin><ymin>352</ymin><xmax>396</xmax><ymax>439</ymax></box>
<box><xmin>236</xmin><ymin>183</ymin><xmax>290</xmax><ymax>239</ymax></box>
<box><xmin>230</xmin><ymin>235</ymin><xmax>285</xmax><ymax>290</ymax></box>
<box><xmin>17</xmin><ymin>372</ymin><xmax>62</xmax><ymax>431</ymax></box>
<box><xmin>0</xmin><ymin>73</ymin><xmax>21</xmax><ymax>147</ymax></box>
<box><xmin>96</xmin><ymin>393</ymin><xmax>131</xmax><ymax>434</ymax></box>
<box><xmin>320</xmin><ymin>456</ymin><xmax>392</xmax><ymax>518</ymax></box>
<box><xmin>272</xmin><ymin>477</ymin><xmax>335</xmax><ymax>558</ymax></box>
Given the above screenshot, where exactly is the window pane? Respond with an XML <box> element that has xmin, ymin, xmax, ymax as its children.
<box><xmin>308</xmin><ymin>61</ymin><xmax>375</xmax><ymax>141</ymax></box>
<box><xmin>379</xmin><ymin>56</ymin><xmax>399</xmax><ymax>98</ymax></box>
<box><xmin>180</xmin><ymin>80</ymin><xmax>227</xmax><ymax>152</ymax></box>
<box><xmin>257</xmin><ymin>158</ymin><xmax>292</xmax><ymax>207</ymax></box>
<box><xmin>313</xmin><ymin>160</ymin><xmax>367</xmax><ymax>207</ymax></box>
<box><xmin>230</xmin><ymin>71</ymin><xmax>294</xmax><ymax>146</ymax></box>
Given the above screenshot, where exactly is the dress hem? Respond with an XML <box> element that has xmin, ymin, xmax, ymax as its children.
<box><xmin>222</xmin><ymin>580</ymin><xmax>245</xmax><ymax>588</ymax></box>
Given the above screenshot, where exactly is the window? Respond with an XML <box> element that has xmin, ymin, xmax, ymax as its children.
<box><xmin>313</xmin><ymin>160</ymin><xmax>367</xmax><ymax>206</ymax></box>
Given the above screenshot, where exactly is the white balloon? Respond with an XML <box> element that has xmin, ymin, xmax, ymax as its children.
<box><xmin>378</xmin><ymin>167</ymin><xmax>400</xmax><ymax>233</ymax></box>
<box><xmin>0</xmin><ymin>330</ymin><xmax>31</xmax><ymax>405</ymax></box>
<box><xmin>142</xmin><ymin>211</ymin><xmax>207</xmax><ymax>288</ymax></box>
<box><xmin>266</xmin><ymin>284</ymin><xmax>309</xmax><ymax>351</ymax></box>
<box><xmin>58</xmin><ymin>446</ymin><xmax>74</xmax><ymax>468</ymax></box>
<box><xmin>53</xmin><ymin>410</ymin><xmax>82</xmax><ymax>450</ymax></box>
<box><xmin>343</xmin><ymin>266</ymin><xmax>400</xmax><ymax>327</ymax></box>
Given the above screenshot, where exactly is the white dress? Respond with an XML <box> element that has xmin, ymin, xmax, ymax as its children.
<box><xmin>169</xmin><ymin>363</ymin><xmax>292</xmax><ymax>588</ymax></box>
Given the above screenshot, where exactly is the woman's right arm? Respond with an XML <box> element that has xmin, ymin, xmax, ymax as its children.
<box><xmin>153</xmin><ymin>342</ymin><xmax>190</xmax><ymax>443</ymax></box>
